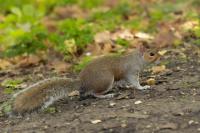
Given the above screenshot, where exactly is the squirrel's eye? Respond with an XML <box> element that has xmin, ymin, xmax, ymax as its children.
<box><xmin>149</xmin><ymin>52</ymin><xmax>155</xmax><ymax>56</ymax></box>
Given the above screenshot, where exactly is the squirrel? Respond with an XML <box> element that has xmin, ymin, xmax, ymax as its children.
<box><xmin>12</xmin><ymin>44</ymin><xmax>160</xmax><ymax>114</ymax></box>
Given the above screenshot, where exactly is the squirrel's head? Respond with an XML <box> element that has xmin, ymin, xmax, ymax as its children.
<box><xmin>138</xmin><ymin>44</ymin><xmax>160</xmax><ymax>63</ymax></box>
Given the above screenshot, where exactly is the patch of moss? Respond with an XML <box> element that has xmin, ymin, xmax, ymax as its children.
<box><xmin>1</xmin><ymin>79</ymin><xmax>23</xmax><ymax>94</ymax></box>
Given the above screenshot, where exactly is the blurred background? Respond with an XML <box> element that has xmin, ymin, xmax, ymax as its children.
<box><xmin>0</xmin><ymin>0</ymin><xmax>199</xmax><ymax>71</ymax></box>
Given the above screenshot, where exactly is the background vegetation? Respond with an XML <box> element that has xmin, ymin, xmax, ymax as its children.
<box><xmin>0</xmin><ymin>0</ymin><xmax>199</xmax><ymax>70</ymax></box>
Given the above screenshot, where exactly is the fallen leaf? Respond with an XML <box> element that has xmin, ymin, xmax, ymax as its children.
<box><xmin>157</xmin><ymin>122</ymin><xmax>178</xmax><ymax>130</ymax></box>
<box><xmin>91</xmin><ymin>119</ymin><xmax>102</xmax><ymax>124</ymax></box>
<box><xmin>121</xmin><ymin>123</ymin><xmax>127</xmax><ymax>128</ymax></box>
<box><xmin>111</xmin><ymin>29</ymin><xmax>134</xmax><ymax>41</ymax></box>
<box><xmin>188</xmin><ymin>120</ymin><xmax>194</xmax><ymax>125</ymax></box>
<box><xmin>181</xmin><ymin>20</ymin><xmax>199</xmax><ymax>30</ymax></box>
<box><xmin>68</xmin><ymin>90</ymin><xmax>80</xmax><ymax>97</ymax></box>
<box><xmin>152</xmin><ymin>65</ymin><xmax>166</xmax><ymax>74</ymax></box>
<box><xmin>94</xmin><ymin>31</ymin><xmax>111</xmax><ymax>44</ymax></box>
<box><xmin>86</xmin><ymin>43</ymin><xmax>113</xmax><ymax>55</ymax></box>
<box><xmin>109</xmin><ymin>102</ymin><xmax>116</xmax><ymax>107</ymax></box>
<box><xmin>102</xmin><ymin>43</ymin><xmax>113</xmax><ymax>54</ymax></box>
<box><xmin>134</xmin><ymin>32</ymin><xmax>154</xmax><ymax>40</ymax></box>
<box><xmin>158</xmin><ymin>50</ymin><xmax>168</xmax><ymax>56</ymax></box>
<box><xmin>50</xmin><ymin>60</ymin><xmax>71</xmax><ymax>73</ymax></box>
<box><xmin>18</xmin><ymin>55</ymin><xmax>41</xmax><ymax>67</ymax></box>
<box><xmin>146</xmin><ymin>78</ymin><xmax>156</xmax><ymax>85</ymax></box>
<box><xmin>0</xmin><ymin>59</ymin><xmax>12</xmax><ymax>70</ymax></box>
<box><xmin>86</xmin><ymin>43</ymin><xmax>101</xmax><ymax>55</ymax></box>
<box><xmin>42</xmin><ymin>17</ymin><xmax>57</xmax><ymax>32</ymax></box>
<box><xmin>54</xmin><ymin>5</ymin><xmax>86</xmax><ymax>19</ymax></box>
<box><xmin>153</xmin><ymin>24</ymin><xmax>177</xmax><ymax>48</ymax></box>
<box><xmin>64</xmin><ymin>39</ymin><xmax>77</xmax><ymax>54</ymax></box>
<box><xmin>134</xmin><ymin>100</ymin><xmax>142</xmax><ymax>105</ymax></box>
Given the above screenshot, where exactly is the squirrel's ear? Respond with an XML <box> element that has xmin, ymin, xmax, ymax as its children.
<box><xmin>137</xmin><ymin>42</ymin><xmax>151</xmax><ymax>54</ymax></box>
<box><xmin>138</xmin><ymin>44</ymin><xmax>146</xmax><ymax>55</ymax></box>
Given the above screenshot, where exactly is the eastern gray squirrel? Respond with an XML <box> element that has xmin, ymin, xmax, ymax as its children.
<box><xmin>12</xmin><ymin>45</ymin><xmax>160</xmax><ymax>114</ymax></box>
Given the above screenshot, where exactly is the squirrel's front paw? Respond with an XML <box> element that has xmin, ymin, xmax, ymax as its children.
<box><xmin>138</xmin><ymin>85</ymin><xmax>150</xmax><ymax>90</ymax></box>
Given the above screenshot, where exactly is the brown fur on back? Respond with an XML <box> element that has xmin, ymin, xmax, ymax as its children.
<box><xmin>79</xmin><ymin>50</ymin><xmax>142</xmax><ymax>95</ymax></box>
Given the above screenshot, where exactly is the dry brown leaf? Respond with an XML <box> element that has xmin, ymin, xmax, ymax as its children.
<box><xmin>102</xmin><ymin>43</ymin><xmax>113</xmax><ymax>54</ymax></box>
<box><xmin>42</xmin><ymin>17</ymin><xmax>57</xmax><ymax>32</ymax></box>
<box><xmin>94</xmin><ymin>31</ymin><xmax>111</xmax><ymax>44</ymax></box>
<box><xmin>146</xmin><ymin>78</ymin><xmax>156</xmax><ymax>85</ymax></box>
<box><xmin>153</xmin><ymin>24</ymin><xmax>178</xmax><ymax>48</ymax></box>
<box><xmin>134</xmin><ymin>32</ymin><xmax>154</xmax><ymax>40</ymax></box>
<box><xmin>85</xmin><ymin>43</ymin><xmax>101</xmax><ymax>55</ymax></box>
<box><xmin>104</xmin><ymin>0</ymin><xmax>119</xmax><ymax>7</ymax></box>
<box><xmin>0</xmin><ymin>59</ymin><xmax>12</xmax><ymax>70</ymax></box>
<box><xmin>50</xmin><ymin>60</ymin><xmax>71</xmax><ymax>73</ymax></box>
<box><xmin>111</xmin><ymin>29</ymin><xmax>134</xmax><ymax>41</ymax></box>
<box><xmin>54</xmin><ymin>5</ymin><xmax>85</xmax><ymax>19</ymax></box>
<box><xmin>68</xmin><ymin>90</ymin><xmax>80</xmax><ymax>97</ymax></box>
<box><xmin>152</xmin><ymin>65</ymin><xmax>166</xmax><ymax>74</ymax></box>
<box><xmin>181</xmin><ymin>20</ymin><xmax>199</xmax><ymax>30</ymax></box>
<box><xmin>86</xmin><ymin>43</ymin><xmax>113</xmax><ymax>55</ymax></box>
<box><xmin>18</xmin><ymin>55</ymin><xmax>41</xmax><ymax>67</ymax></box>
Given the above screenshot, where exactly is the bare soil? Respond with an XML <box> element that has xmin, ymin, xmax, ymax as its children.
<box><xmin>1</xmin><ymin>45</ymin><xmax>200</xmax><ymax>133</ymax></box>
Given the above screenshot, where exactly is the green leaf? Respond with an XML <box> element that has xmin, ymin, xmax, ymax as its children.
<box><xmin>2</xmin><ymin>79</ymin><xmax>23</xmax><ymax>88</ymax></box>
<box><xmin>22</xmin><ymin>4</ymin><xmax>35</xmax><ymax>17</ymax></box>
<box><xmin>73</xmin><ymin>56</ymin><xmax>93</xmax><ymax>72</ymax></box>
<box><xmin>0</xmin><ymin>101</ymin><xmax>12</xmax><ymax>115</ymax></box>
<box><xmin>2</xmin><ymin>79</ymin><xmax>23</xmax><ymax>94</ymax></box>
<box><xmin>10</xmin><ymin>7</ymin><xmax>22</xmax><ymax>18</ymax></box>
<box><xmin>44</xmin><ymin>107</ymin><xmax>56</xmax><ymax>114</ymax></box>
<box><xmin>116</xmin><ymin>38</ymin><xmax>129</xmax><ymax>47</ymax></box>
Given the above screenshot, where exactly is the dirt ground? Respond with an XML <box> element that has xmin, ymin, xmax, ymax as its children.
<box><xmin>0</xmin><ymin>44</ymin><xmax>200</xmax><ymax>133</ymax></box>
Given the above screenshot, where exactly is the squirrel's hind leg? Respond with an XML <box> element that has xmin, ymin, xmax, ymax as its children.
<box><xmin>91</xmin><ymin>76</ymin><xmax>115</xmax><ymax>99</ymax></box>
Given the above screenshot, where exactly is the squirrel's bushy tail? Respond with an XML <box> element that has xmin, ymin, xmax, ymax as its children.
<box><xmin>12</xmin><ymin>78</ymin><xmax>80</xmax><ymax>114</ymax></box>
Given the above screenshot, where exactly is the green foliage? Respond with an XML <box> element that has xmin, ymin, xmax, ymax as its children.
<box><xmin>194</xmin><ymin>27</ymin><xmax>200</xmax><ymax>38</ymax></box>
<box><xmin>1</xmin><ymin>79</ymin><xmax>23</xmax><ymax>94</ymax></box>
<box><xmin>0</xmin><ymin>0</ymin><xmax>31</xmax><ymax>13</ymax></box>
<box><xmin>0</xmin><ymin>3</ymin><xmax>48</xmax><ymax>57</ymax></box>
<box><xmin>0</xmin><ymin>0</ymin><xmax>199</xmax><ymax>58</ymax></box>
<box><xmin>73</xmin><ymin>56</ymin><xmax>93</xmax><ymax>72</ymax></box>
<box><xmin>0</xmin><ymin>101</ymin><xmax>12</xmax><ymax>116</ymax></box>
<box><xmin>192</xmin><ymin>27</ymin><xmax>200</xmax><ymax>46</ymax></box>
<box><xmin>79</xmin><ymin>0</ymin><xmax>104</xmax><ymax>9</ymax></box>
<box><xmin>58</xmin><ymin>19</ymin><xmax>94</xmax><ymax>48</ymax></box>
<box><xmin>52</xmin><ymin>0</ymin><xmax>78</xmax><ymax>6</ymax></box>
<box><xmin>49</xmin><ymin>18</ymin><xmax>94</xmax><ymax>56</ymax></box>
<box><xmin>193</xmin><ymin>39</ymin><xmax>200</xmax><ymax>46</ymax></box>
<box><xmin>44</xmin><ymin>107</ymin><xmax>57</xmax><ymax>113</ymax></box>
<box><xmin>115</xmin><ymin>38</ymin><xmax>129</xmax><ymax>47</ymax></box>
<box><xmin>88</xmin><ymin>2</ymin><xmax>132</xmax><ymax>31</ymax></box>
<box><xmin>3</xmin><ymin>27</ymin><xmax>48</xmax><ymax>57</ymax></box>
